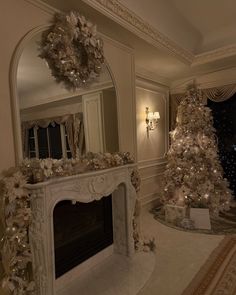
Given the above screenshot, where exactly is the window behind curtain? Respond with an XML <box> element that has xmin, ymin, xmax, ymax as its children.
<box><xmin>28</xmin><ymin>123</ymin><xmax>71</xmax><ymax>159</ymax></box>
<box><xmin>207</xmin><ymin>95</ymin><xmax>236</xmax><ymax>198</ymax></box>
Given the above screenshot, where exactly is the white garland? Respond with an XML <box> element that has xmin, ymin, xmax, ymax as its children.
<box><xmin>21</xmin><ymin>152</ymin><xmax>134</xmax><ymax>183</ymax></box>
<box><xmin>40</xmin><ymin>11</ymin><xmax>104</xmax><ymax>89</ymax></box>
<box><xmin>0</xmin><ymin>170</ymin><xmax>35</xmax><ymax>294</ymax></box>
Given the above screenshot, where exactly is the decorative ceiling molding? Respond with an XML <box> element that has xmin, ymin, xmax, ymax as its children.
<box><xmin>136</xmin><ymin>67</ymin><xmax>171</xmax><ymax>87</ymax></box>
<box><xmin>26</xmin><ymin>0</ymin><xmax>236</xmax><ymax>75</ymax></box>
<box><xmin>193</xmin><ymin>44</ymin><xmax>236</xmax><ymax>66</ymax></box>
<box><xmin>24</xmin><ymin>0</ymin><xmax>194</xmax><ymax>65</ymax></box>
<box><xmin>83</xmin><ymin>0</ymin><xmax>194</xmax><ymax>64</ymax></box>
<box><xmin>83</xmin><ymin>0</ymin><xmax>236</xmax><ymax>67</ymax></box>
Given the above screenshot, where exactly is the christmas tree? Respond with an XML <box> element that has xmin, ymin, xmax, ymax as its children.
<box><xmin>163</xmin><ymin>87</ymin><xmax>232</xmax><ymax>216</ymax></box>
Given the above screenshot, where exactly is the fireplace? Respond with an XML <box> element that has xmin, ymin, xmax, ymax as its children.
<box><xmin>53</xmin><ymin>197</ymin><xmax>113</xmax><ymax>278</ymax></box>
<box><xmin>27</xmin><ymin>165</ymin><xmax>137</xmax><ymax>295</ymax></box>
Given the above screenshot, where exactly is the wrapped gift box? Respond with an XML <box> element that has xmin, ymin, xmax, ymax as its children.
<box><xmin>190</xmin><ymin>208</ymin><xmax>211</xmax><ymax>230</ymax></box>
<box><xmin>165</xmin><ymin>204</ymin><xmax>186</xmax><ymax>223</ymax></box>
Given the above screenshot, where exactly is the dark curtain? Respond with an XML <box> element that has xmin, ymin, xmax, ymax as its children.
<box><xmin>207</xmin><ymin>94</ymin><xmax>236</xmax><ymax>198</ymax></box>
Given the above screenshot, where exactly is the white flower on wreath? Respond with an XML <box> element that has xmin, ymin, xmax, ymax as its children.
<box><xmin>4</xmin><ymin>171</ymin><xmax>27</xmax><ymax>203</ymax></box>
<box><xmin>39</xmin><ymin>159</ymin><xmax>53</xmax><ymax>178</ymax></box>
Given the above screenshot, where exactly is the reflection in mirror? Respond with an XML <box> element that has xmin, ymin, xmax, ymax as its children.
<box><xmin>17</xmin><ymin>30</ymin><xmax>119</xmax><ymax>159</ymax></box>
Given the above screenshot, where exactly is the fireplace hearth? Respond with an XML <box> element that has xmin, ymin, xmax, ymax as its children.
<box><xmin>54</xmin><ymin>196</ymin><xmax>113</xmax><ymax>278</ymax></box>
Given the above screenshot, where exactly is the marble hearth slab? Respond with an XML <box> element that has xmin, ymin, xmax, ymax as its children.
<box><xmin>57</xmin><ymin>252</ymin><xmax>156</xmax><ymax>295</ymax></box>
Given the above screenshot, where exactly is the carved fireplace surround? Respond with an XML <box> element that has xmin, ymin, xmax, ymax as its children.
<box><xmin>27</xmin><ymin>164</ymin><xmax>137</xmax><ymax>295</ymax></box>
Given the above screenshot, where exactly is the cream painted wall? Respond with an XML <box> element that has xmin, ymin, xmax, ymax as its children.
<box><xmin>0</xmin><ymin>0</ymin><xmax>136</xmax><ymax>172</ymax></box>
<box><xmin>136</xmin><ymin>88</ymin><xmax>166</xmax><ymax>162</ymax></box>
<box><xmin>0</xmin><ymin>0</ymin><xmax>53</xmax><ymax>280</ymax></box>
<box><xmin>0</xmin><ymin>0</ymin><xmax>51</xmax><ymax>171</ymax></box>
<box><xmin>136</xmin><ymin>78</ymin><xmax>169</xmax><ymax>206</ymax></box>
<box><xmin>102</xmin><ymin>36</ymin><xmax>136</xmax><ymax>158</ymax></box>
<box><xmin>102</xmin><ymin>88</ymin><xmax>119</xmax><ymax>152</ymax></box>
<box><xmin>0</xmin><ymin>3</ymin><xmax>136</xmax><ymax>279</ymax></box>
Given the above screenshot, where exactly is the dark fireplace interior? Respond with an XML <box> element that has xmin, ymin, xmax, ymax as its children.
<box><xmin>53</xmin><ymin>196</ymin><xmax>113</xmax><ymax>278</ymax></box>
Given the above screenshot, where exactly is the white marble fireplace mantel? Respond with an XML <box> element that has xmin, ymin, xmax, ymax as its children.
<box><xmin>26</xmin><ymin>164</ymin><xmax>138</xmax><ymax>295</ymax></box>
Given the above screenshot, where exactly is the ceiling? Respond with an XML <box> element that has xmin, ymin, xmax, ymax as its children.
<box><xmin>36</xmin><ymin>0</ymin><xmax>236</xmax><ymax>85</ymax></box>
<box><xmin>171</xmin><ymin>0</ymin><xmax>236</xmax><ymax>53</ymax></box>
<box><xmin>120</xmin><ymin>0</ymin><xmax>236</xmax><ymax>54</ymax></box>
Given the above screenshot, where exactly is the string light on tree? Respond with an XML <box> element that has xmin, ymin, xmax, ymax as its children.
<box><xmin>162</xmin><ymin>87</ymin><xmax>232</xmax><ymax>216</ymax></box>
<box><xmin>208</xmin><ymin>96</ymin><xmax>236</xmax><ymax>198</ymax></box>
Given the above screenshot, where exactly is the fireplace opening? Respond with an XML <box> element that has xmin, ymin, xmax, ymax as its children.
<box><xmin>53</xmin><ymin>196</ymin><xmax>113</xmax><ymax>278</ymax></box>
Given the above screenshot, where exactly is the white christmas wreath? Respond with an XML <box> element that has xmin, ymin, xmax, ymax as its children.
<box><xmin>40</xmin><ymin>11</ymin><xmax>104</xmax><ymax>89</ymax></box>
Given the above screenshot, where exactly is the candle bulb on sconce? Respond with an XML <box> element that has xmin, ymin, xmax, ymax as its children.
<box><xmin>145</xmin><ymin>107</ymin><xmax>160</xmax><ymax>136</ymax></box>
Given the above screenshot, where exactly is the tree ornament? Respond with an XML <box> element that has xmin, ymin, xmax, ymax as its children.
<box><xmin>162</xmin><ymin>87</ymin><xmax>232</xmax><ymax>216</ymax></box>
<box><xmin>40</xmin><ymin>11</ymin><xmax>104</xmax><ymax>89</ymax></box>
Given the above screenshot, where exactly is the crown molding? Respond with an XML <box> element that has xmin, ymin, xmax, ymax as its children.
<box><xmin>82</xmin><ymin>0</ymin><xmax>194</xmax><ymax>64</ymax></box>
<box><xmin>136</xmin><ymin>67</ymin><xmax>171</xmax><ymax>88</ymax></box>
<box><xmin>25</xmin><ymin>0</ymin><xmax>193</xmax><ymax>63</ymax></box>
<box><xmin>193</xmin><ymin>44</ymin><xmax>236</xmax><ymax>66</ymax></box>
<box><xmin>85</xmin><ymin>0</ymin><xmax>236</xmax><ymax>67</ymax></box>
<box><xmin>25</xmin><ymin>0</ymin><xmax>236</xmax><ymax>70</ymax></box>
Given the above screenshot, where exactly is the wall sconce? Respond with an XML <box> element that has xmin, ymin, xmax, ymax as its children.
<box><xmin>146</xmin><ymin>107</ymin><xmax>160</xmax><ymax>135</ymax></box>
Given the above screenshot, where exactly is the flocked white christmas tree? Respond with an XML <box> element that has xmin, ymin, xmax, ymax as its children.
<box><xmin>163</xmin><ymin>87</ymin><xmax>232</xmax><ymax>216</ymax></box>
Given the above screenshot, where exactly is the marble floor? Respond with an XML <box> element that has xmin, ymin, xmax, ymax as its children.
<box><xmin>138</xmin><ymin>208</ymin><xmax>223</xmax><ymax>295</ymax></box>
<box><xmin>57</xmin><ymin>208</ymin><xmax>224</xmax><ymax>295</ymax></box>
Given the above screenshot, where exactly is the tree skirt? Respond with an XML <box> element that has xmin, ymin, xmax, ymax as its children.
<box><xmin>151</xmin><ymin>205</ymin><xmax>236</xmax><ymax>235</ymax></box>
<box><xmin>181</xmin><ymin>235</ymin><xmax>236</xmax><ymax>295</ymax></box>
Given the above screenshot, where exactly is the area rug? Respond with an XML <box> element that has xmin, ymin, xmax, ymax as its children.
<box><xmin>182</xmin><ymin>235</ymin><xmax>236</xmax><ymax>295</ymax></box>
<box><xmin>151</xmin><ymin>206</ymin><xmax>236</xmax><ymax>235</ymax></box>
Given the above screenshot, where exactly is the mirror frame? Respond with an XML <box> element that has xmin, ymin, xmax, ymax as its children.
<box><xmin>10</xmin><ymin>25</ymin><xmax>119</xmax><ymax>164</ymax></box>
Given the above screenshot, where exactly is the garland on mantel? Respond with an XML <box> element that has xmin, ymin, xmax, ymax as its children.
<box><xmin>20</xmin><ymin>152</ymin><xmax>134</xmax><ymax>183</ymax></box>
<box><xmin>0</xmin><ymin>152</ymin><xmax>139</xmax><ymax>294</ymax></box>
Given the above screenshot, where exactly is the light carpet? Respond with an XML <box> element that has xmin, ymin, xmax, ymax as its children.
<box><xmin>182</xmin><ymin>235</ymin><xmax>236</xmax><ymax>295</ymax></box>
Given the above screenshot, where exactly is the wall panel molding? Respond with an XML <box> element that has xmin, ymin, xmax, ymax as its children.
<box><xmin>136</xmin><ymin>77</ymin><xmax>168</xmax><ymax>207</ymax></box>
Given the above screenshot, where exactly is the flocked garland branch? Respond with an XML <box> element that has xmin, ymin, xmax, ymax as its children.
<box><xmin>0</xmin><ymin>169</ymin><xmax>35</xmax><ymax>294</ymax></box>
<box><xmin>20</xmin><ymin>152</ymin><xmax>134</xmax><ymax>183</ymax></box>
<box><xmin>130</xmin><ymin>169</ymin><xmax>156</xmax><ymax>252</ymax></box>
<box><xmin>40</xmin><ymin>11</ymin><xmax>104</xmax><ymax>89</ymax></box>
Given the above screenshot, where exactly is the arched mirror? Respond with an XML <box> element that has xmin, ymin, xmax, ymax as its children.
<box><xmin>13</xmin><ymin>27</ymin><xmax>119</xmax><ymax>161</ymax></box>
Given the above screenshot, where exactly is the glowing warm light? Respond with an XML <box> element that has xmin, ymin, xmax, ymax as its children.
<box><xmin>145</xmin><ymin>107</ymin><xmax>160</xmax><ymax>135</ymax></box>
